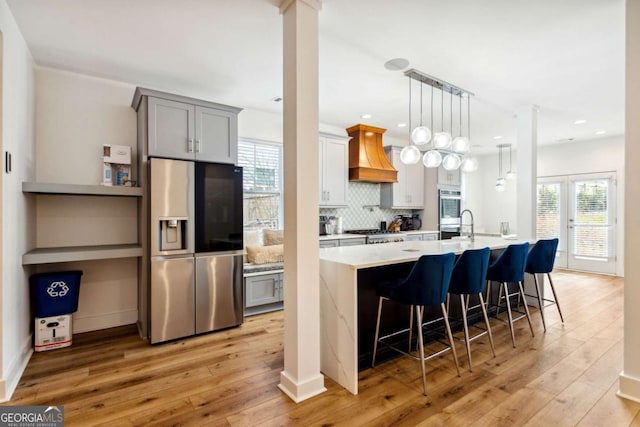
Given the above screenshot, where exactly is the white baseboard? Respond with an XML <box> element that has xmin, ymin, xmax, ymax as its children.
<box><xmin>73</xmin><ymin>309</ymin><xmax>138</xmax><ymax>333</ymax></box>
<box><xmin>278</xmin><ymin>371</ymin><xmax>326</xmax><ymax>403</ymax></box>
<box><xmin>618</xmin><ymin>371</ymin><xmax>640</xmax><ymax>403</ymax></box>
<box><xmin>0</xmin><ymin>334</ymin><xmax>34</xmax><ymax>402</ymax></box>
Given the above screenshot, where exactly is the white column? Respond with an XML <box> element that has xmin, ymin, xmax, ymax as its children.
<box><xmin>515</xmin><ymin>105</ymin><xmax>537</xmax><ymax>239</ymax></box>
<box><xmin>516</xmin><ymin>106</ymin><xmax>539</xmax><ymax>305</ymax></box>
<box><xmin>278</xmin><ymin>0</ymin><xmax>326</xmax><ymax>403</ymax></box>
<box><xmin>619</xmin><ymin>0</ymin><xmax>640</xmax><ymax>403</ymax></box>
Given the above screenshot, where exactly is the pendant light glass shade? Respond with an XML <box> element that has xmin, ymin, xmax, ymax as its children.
<box><xmin>495</xmin><ymin>179</ymin><xmax>506</xmax><ymax>192</ymax></box>
<box><xmin>452</xmin><ymin>136</ymin><xmax>470</xmax><ymax>153</ymax></box>
<box><xmin>400</xmin><ymin>145</ymin><xmax>421</xmax><ymax>164</ymax></box>
<box><xmin>411</xmin><ymin>126</ymin><xmax>432</xmax><ymax>145</ymax></box>
<box><xmin>442</xmin><ymin>153</ymin><xmax>461</xmax><ymax>170</ymax></box>
<box><xmin>506</xmin><ymin>170</ymin><xmax>517</xmax><ymax>180</ymax></box>
<box><xmin>461</xmin><ymin>156</ymin><xmax>478</xmax><ymax>172</ymax></box>
<box><xmin>422</xmin><ymin>150</ymin><xmax>442</xmax><ymax>168</ymax></box>
<box><xmin>433</xmin><ymin>132</ymin><xmax>452</xmax><ymax>149</ymax></box>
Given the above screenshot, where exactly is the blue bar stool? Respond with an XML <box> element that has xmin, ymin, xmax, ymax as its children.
<box><xmin>372</xmin><ymin>253</ymin><xmax>460</xmax><ymax>396</ymax></box>
<box><xmin>486</xmin><ymin>242</ymin><xmax>534</xmax><ymax>348</ymax></box>
<box><xmin>525</xmin><ymin>238</ymin><xmax>563</xmax><ymax>332</ymax></box>
<box><xmin>448</xmin><ymin>247</ymin><xmax>496</xmax><ymax>372</ymax></box>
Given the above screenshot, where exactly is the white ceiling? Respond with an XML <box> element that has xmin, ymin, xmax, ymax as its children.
<box><xmin>6</xmin><ymin>0</ymin><xmax>625</xmax><ymax>153</ymax></box>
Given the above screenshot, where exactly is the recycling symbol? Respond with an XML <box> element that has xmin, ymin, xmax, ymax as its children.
<box><xmin>47</xmin><ymin>281</ymin><xmax>69</xmax><ymax>298</ymax></box>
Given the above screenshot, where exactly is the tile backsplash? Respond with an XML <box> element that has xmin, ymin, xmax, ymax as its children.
<box><xmin>320</xmin><ymin>182</ymin><xmax>419</xmax><ymax>230</ymax></box>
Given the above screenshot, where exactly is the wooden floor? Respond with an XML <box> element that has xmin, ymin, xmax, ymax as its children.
<box><xmin>3</xmin><ymin>270</ymin><xmax>637</xmax><ymax>426</ymax></box>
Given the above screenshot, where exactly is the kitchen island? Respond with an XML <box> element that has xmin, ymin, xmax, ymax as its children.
<box><xmin>319</xmin><ymin>235</ymin><xmax>532</xmax><ymax>394</ymax></box>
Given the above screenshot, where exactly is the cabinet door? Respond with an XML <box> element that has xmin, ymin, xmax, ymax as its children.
<box><xmin>320</xmin><ymin>138</ymin><xmax>348</xmax><ymax>207</ymax></box>
<box><xmin>423</xmin><ymin>232</ymin><xmax>438</xmax><ymax>241</ymax></box>
<box><xmin>319</xmin><ymin>239</ymin><xmax>340</xmax><ymax>248</ymax></box>
<box><xmin>339</xmin><ymin>238</ymin><xmax>366</xmax><ymax>246</ymax></box>
<box><xmin>148</xmin><ymin>97</ymin><xmax>195</xmax><ymax>160</ymax></box>
<box><xmin>391</xmin><ymin>150</ymin><xmax>408</xmax><ymax>207</ymax></box>
<box><xmin>438</xmin><ymin>165</ymin><xmax>461</xmax><ymax>186</ymax></box>
<box><xmin>245</xmin><ymin>273</ymin><xmax>281</xmax><ymax>308</ymax></box>
<box><xmin>406</xmin><ymin>161</ymin><xmax>424</xmax><ymax>207</ymax></box>
<box><xmin>405</xmin><ymin>234</ymin><xmax>422</xmax><ymax>242</ymax></box>
<box><xmin>195</xmin><ymin>106</ymin><xmax>237</xmax><ymax>164</ymax></box>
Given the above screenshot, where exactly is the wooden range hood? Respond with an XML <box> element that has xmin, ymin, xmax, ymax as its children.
<box><xmin>346</xmin><ymin>124</ymin><xmax>398</xmax><ymax>183</ymax></box>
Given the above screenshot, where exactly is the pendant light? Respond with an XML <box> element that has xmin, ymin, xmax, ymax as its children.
<box><xmin>400</xmin><ymin>77</ymin><xmax>421</xmax><ymax>164</ymax></box>
<box><xmin>452</xmin><ymin>93</ymin><xmax>470</xmax><ymax>154</ymax></box>
<box><xmin>433</xmin><ymin>86</ymin><xmax>452</xmax><ymax>149</ymax></box>
<box><xmin>505</xmin><ymin>143</ymin><xmax>516</xmax><ymax>180</ymax></box>
<box><xmin>422</xmin><ymin>84</ymin><xmax>441</xmax><ymax>168</ymax></box>
<box><xmin>411</xmin><ymin>81</ymin><xmax>431</xmax><ymax>145</ymax></box>
<box><xmin>460</xmin><ymin>94</ymin><xmax>478</xmax><ymax>173</ymax></box>
<box><xmin>495</xmin><ymin>144</ymin><xmax>506</xmax><ymax>192</ymax></box>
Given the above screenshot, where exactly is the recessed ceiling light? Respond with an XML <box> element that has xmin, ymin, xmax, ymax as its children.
<box><xmin>595</xmin><ymin>130</ymin><xmax>607</xmax><ymax>135</ymax></box>
<box><xmin>397</xmin><ymin>123</ymin><xmax>407</xmax><ymax>128</ymax></box>
<box><xmin>493</xmin><ymin>135</ymin><xmax>502</xmax><ymax>140</ymax></box>
<box><xmin>574</xmin><ymin>119</ymin><xmax>587</xmax><ymax>125</ymax></box>
<box><xmin>271</xmin><ymin>96</ymin><xmax>283</xmax><ymax>102</ymax></box>
<box><xmin>361</xmin><ymin>114</ymin><xmax>372</xmax><ymax>119</ymax></box>
<box><xmin>384</xmin><ymin>58</ymin><xmax>410</xmax><ymax>71</ymax></box>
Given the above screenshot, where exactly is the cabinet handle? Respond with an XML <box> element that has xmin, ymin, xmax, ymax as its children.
<box><xmin>188</xmin><ymin>139</ymin><xmax>194</xmax><ymax>153</ymax></box>
<box><xmin>327</xmin><ymin>191</ymin><xmax>330</xmax><ymax>201</ymax></box>
<box><xmin>195</xmin><ymin>140</ymin><xmax>201</xmax><ymax>153</ymax></box>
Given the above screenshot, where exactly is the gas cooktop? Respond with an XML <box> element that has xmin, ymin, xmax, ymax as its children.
<box><xmin>345</xmin><ymin>229</ymin><xmax>406</xmax><ymax>244</ymax></box>
<box><xmin>344</xmin><ymin>229</ymin><xmax>404</xmax><ymax>235</ymax></box>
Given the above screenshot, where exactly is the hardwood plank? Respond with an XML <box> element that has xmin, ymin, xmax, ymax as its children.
<box><xmin>0</xmin><ymin>272</ymin><xmax>633</xmax><ymax>426</ymax></box>
<box><xmin>577</xmin><ymin>381</ymin><xmax>640</xmax><ymax>427</ymax></box>
<box><xmin>524</xmin><ymin>379</ymin><xmax>609</xmax><ymax>427</ymax></box>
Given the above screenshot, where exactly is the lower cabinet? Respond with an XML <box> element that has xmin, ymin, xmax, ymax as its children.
<box><xmin>405</xmin><ymin>232</ymin><xmax>439</xmax><ymax>242</ymax></box>
<box><xmin>244</xmin><ymin>272</ymin><xmax>283</xmax><ymax>316</ymax></box>
<box><xmin>320</xmin><ymin>237</ymin><xmax>367</xmax><ymax>248</ymax></box>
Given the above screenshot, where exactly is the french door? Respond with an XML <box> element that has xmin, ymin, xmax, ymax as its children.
<box><xmin>536</xmin><ymin>173</ymin><xmax>616</xmax><ymax>274</ymax></box>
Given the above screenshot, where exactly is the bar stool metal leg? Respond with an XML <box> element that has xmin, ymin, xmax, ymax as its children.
<box><xmin>408</xmin><ymin>305</ymin><xmax>414</xmax><ymax>352</ymax></box>
<box><xmin>372</xmin><ymin>297</ymin><xmax>384</xmax><ymax>368</ymax></box>
<box><xmin>547</xmin><ymin>273</ymin><xmax>564</xmax><ymax>323</ymax></box>
<box><xmin>459</xmin><ymin>294</ymin><xmax>473</xmax><ymax>372</ymax></box>
<box><xmin>503</xmin><ymin>282</ymin><xmax>517</xmax><ymax>348</ymax></box>
<box><xmin>441</xmin><ymin>303</ymin><xmax>461</xmax><ymax>377</ymax></box>
<box><xmin>416</xmin><ymin>304</ymin><xmax>428</xmax><ymax>396</ymax></box>
<box><xmin>478</xmin><ymin>293</ymin><xmax>496</xmax><ymax>357</ymax></box>
<box><xmin>518</xmin><ymin>280</ymin><xmax>535</xmax><ymax>337</ymax></box>
<box><xmin>532</xmin><ymin>273</ymin><xmax>547</xmax><ymax>332</ymax></box>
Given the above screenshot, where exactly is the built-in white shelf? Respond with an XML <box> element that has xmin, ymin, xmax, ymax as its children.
<box><xmin>22</xmin><ymin>182</ymin><xmax>143</xmax><ymax>197</ymax></box>
<box><xmin>22</xmin><ymin>244</ymin><xmax>143</xmax><ymax>265</ymax></box>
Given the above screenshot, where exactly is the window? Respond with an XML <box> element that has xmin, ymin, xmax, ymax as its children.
<box><xmin>237</xmin><ymin>140</ymin><xmax>283</xmax><ymax>231</ymax></box>
<box><xmin>536</xmin><ymin>182</ymin><xmax>561</xmax><ymax>240</ymax></box>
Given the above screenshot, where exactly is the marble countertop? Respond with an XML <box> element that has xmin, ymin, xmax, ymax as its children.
<box><xmin>319</xmin><ymin>235</ymin><xmax>532</xmax><ymax>269</ymax></box>
<box><xmin>319</xmin><ymin>234</ymin><xmax>368</xmax><ymax>241</ymax></box>
<box><xmin>402</xmin><ymin>230</ymin><xmax>439</xmax><ymax>235</ymax></box>
<box><xmin>319</xmin><ymin>230</ymin><xmax>439</xmax><ymax>241</ymax></box>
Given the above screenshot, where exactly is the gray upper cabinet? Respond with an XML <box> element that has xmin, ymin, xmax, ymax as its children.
<box><xmin>133</xmin><ymin>88</ymin><xmax>242</xmax><ymax>165</ymax></box>
<box><xmin>195</xmin><ymin>106</ymin><xmax>237</xmax><ymax>164</ymax></box>
<box><xmin>148</xmin><ymin>97</ymin><xmax>195</xmax><ymax>161</ymax></box>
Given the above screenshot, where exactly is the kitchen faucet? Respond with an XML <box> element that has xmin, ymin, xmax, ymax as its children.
<box><xmin>460</xmin><ymin>209</ymin><xmax>475</xmax><ymax>241</ymax></box>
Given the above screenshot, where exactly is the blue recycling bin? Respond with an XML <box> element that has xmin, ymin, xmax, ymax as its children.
<box><xmin>29</xmin><ymin>270</ymin><xmax>83</xmax><ymax>318</ymax></box>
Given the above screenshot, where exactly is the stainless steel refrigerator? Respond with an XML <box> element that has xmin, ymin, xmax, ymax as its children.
<box><xmin>149</xmin><ymin>158</ymin><xmax>243</xmax><ymax>344</ymax></box>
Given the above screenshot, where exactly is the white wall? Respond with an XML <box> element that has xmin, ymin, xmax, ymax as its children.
<box><xmin>0</xmin><ymin>0</ymin><xmax>37</xmax><ymax>401</ymax></box>
<box><xmin>34</xmin><ymin>68</ymin><xmax>139</xmax><ymax>333</ymax></box>
<box><xmin>465</xmin><ymin>135</ymin><xmax>625</xmax><ymax>275</ymax></box>
<box><xmin>35</xmin><ymin>69</ymin><xmax>369</xmax><ymax>337</ymax></box>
